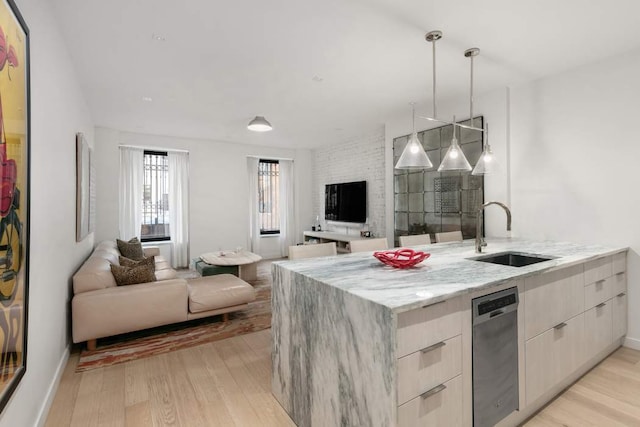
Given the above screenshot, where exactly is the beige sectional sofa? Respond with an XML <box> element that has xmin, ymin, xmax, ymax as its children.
<box><xmin>72</xmin><ymin>240</ymin><xmax>256</xmax><ymax>350</ymax></box>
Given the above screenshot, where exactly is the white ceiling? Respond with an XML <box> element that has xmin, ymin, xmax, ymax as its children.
<box><xmin>52</xmin><ymin>0</ymin><xmax>640</xmax><ymax>149</ymax></box>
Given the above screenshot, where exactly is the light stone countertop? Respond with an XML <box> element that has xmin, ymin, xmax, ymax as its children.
<box><xmin>274</xmin><ymin>238</ymin><xmax>627</xmax><ymax>314</ymax></box>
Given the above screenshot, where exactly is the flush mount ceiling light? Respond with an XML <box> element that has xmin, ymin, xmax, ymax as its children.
<box><xmin>247</xmin><ymin>116</ymin><xmax>273</xmax><ymax>132</ymax></box>
<box><xmin>395</xmin><ymin>102</ymin><xmax>433</xmax><ymax>169</ymax></box>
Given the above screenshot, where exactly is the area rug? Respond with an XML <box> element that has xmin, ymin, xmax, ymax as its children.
<box><xmin>75</xmin><ymin>260</ymin><xmax>274</xmax><ymax>372</ymax></box>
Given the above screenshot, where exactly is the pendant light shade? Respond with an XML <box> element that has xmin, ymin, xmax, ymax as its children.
<box><xmin>395</xmin><ymin>103</ymin><xmax>433</xmax><ymax>169</ymax></box>
<box><xmin>472</xmin><ymin>124</ymin><xmax>499</xmax><ymax>175</ymax></box>
<box><xmin>438</xmin><ymin>117</ymin><xmax>472</xmax><ymax>172</ymax></box>
<box><xmin>247</xmin><ymin>116</ymin><xmax>273</xmax><ymax>132</ymax></box>
<box><xmin>396</xmin><ymin>133</ymin><xmax>433</xmax><ymax>169</ymax></box>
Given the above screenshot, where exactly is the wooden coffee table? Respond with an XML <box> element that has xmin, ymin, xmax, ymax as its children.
<box><xmin>199</xmin><ymin>250</ymin><xmax>262</xmax><ymax>281</ymax></box>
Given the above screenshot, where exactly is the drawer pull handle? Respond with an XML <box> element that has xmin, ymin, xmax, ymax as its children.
<box><xmin>422</xmin><ymin>300</ymin><xmax>445</xmax><ymax>309</ymax></box>
<box><xmin>421</xmin><ymin>383</ymin><xmax>447</xmax><ymax>399</ymax></box>
<box><xmin>616</xmin><ymin>272</ymin><xmax>625</xmax><ymax>276</ymax></box>
<box><xmin>554</xmin><ymin>322</ymin><xmax>567</xmax><ymax>330</ymax></box>
<box><xmin>617</xmin><ymin>292</ymin><xmax>626</xmax><ymax>297</ymax></box>
<box><xmin>596</xmin><ymin>302</ymin><xmax>607</xmax><ymax>308</ymax></box>
<box><xmin>421</xmin><ymin>341</ymin><xmax>446</xmax><ymax>354</ymax></box>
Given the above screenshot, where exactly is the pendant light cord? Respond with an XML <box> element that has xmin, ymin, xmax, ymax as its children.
<box><xmin>412</xmin><ymin>102</ymin><xmax>416</xmax><ymax>133</ymax></box>
<box><xmin>432</xmin><ymin>40</ymin><xmax>437</xmax><ymax>118</ymax></box>
<box><xmin>470</xmin><ymin>54</ymin><xmax>474</xmax><ymax>128</ymax></box>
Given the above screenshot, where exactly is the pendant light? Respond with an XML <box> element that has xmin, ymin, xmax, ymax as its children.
<box><xmin>472</xmin><ymin>123</ymin><xmax>498</xmax><ymax>175</ymax></box>
<box><xmin>395</xmin><ymin>103</ymin><xmax>433</xmax><ymax>169</ymax></box>
<box><xmin>467</xmin><ymin>49</ymin><xmax>499</xmax><ymax>175</ymax></box>
<box><xmin>248</xmin><ymin>116</ymin><xmax>273</xmax><ymax>132</ymax></box>
<box><xmin>436</xmin><ymin>44</ymin><xmax>474</xmax><ymax>172</ymax></box>
<box><xmin>438</xmin><ymin>115</ymin><xmax>472</xmax><ymax>171</ymax></box>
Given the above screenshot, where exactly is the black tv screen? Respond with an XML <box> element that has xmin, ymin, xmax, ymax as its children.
<box><xmin>325</xmin><ymin>181</ymin><xmax>367</xmax><ymax>223</ymax></box>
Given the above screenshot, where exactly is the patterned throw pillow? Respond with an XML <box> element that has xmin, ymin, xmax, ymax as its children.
<box><xmin>116</xmin><ymin>237</ymin><xmax>144</xmax><ymax>260</ymax></box>
<box><xmin>119</xmin><ymin>255</ymin><xmax>155</xmax><ymax>271</ymax></box>
<box><xmin>110</xmin><ymin>264</ymin><xmax>156</xmax><ymax>286</ymax></box>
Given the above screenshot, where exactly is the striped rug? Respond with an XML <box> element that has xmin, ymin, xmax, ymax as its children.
<box><xmin>75</xmin><ymin>260</ymin><xmax>275</xmax><ymax>372</ymax></box>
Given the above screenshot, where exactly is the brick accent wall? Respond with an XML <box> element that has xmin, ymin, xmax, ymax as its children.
<box><xmin>311</xmin><ymin>126</ymin><xmax>386</xmax><ymax>238</ymax></box>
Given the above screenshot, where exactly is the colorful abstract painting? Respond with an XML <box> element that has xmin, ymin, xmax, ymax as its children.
<box><xmin>0</xmin><ymin>0</ymin><xmax>29</xmax><ymax>413</ymax></box>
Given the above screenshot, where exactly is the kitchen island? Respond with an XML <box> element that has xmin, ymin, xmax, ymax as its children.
<box><xmin>271</xmin><ymin>238</ymin><xmax>628</xmax><ymax>426</ymax></box>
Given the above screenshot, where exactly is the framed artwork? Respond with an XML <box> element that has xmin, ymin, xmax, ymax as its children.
<box><xmin>76</xmin><ymin>132</ymin><xmax>95</xmax><ymax>241</ymax></box>
<box><xmin>0</xmin><ymin>0</ymin><xmax>29</xmax><ymax>413</ymax></box>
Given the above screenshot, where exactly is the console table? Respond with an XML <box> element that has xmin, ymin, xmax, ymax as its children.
<box><xmin>303</xmin><ymin>231</ymin><xmax>369</xmax><ymax>254</ymax></box>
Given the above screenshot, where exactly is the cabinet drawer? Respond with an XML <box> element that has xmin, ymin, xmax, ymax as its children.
<box><xmin>397</xmin><ymin>335</ymin><xmax>462</xmax><ymax>405</ymax></box>
<box><xmin>525</xmin><ymin>313</ymin><xmax>585</xmax><ymax>405</ymax></box>
<box><xmin>612</xmin><ymin>272</ymin><xmax>627</xmax><ymax>296</ymax></box>
<box><xmin>584</xmin><ymin>301</ymin><xmax>613</xmax><ymax>358</ymax></box>
<box><xmin>613</xmin><ymin>293</ymin><xmax>627</xmax><ymax>340</ymax></box>
<box><xmin>397</xmin><ymin>297</ymin><xmax>461</xmax><ymax>358</ymax></box>
<box><xmin>613</xmin><ymin>252</ymin><xmax>626</xmax><ymax>275</ymax></box>
<box><xmin>524</xmin><ymin>265</ymin><xmax>584</xmax><ymax>340</ymax></box>
<box><xmin>584</xmin><ymin>277</ymin><xmax>612</xmax><ymax>310</ymax></box>
<box><xmin>397</xmin><ymin>374</ymin><xmax>462</xmax><ymax>427</ymax></box>
<box><xmin>584</xmin><ymin>256</ymin><xmax>612</xmax><ymax>285</ymax></box>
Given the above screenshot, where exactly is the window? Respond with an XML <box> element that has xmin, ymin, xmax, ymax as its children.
<box><xmin>141</xmin><ymin>150</ymin><xmax>170</xmax><ymax>241</ymax></box>
<box><xmin>258</xmin><ymin>159</ymin><xmax>280</xmax><ymax>234</ymax></box>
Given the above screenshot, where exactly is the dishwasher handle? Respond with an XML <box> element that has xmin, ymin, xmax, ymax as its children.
<box><xmin>472</xmin><ymin>287</ymin><xmax>519</xmax><ymax>326</ymax></box>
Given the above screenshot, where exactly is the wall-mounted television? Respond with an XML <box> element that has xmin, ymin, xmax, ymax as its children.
<box><xmin>325</xmin><ymin>181</ymin><xmax>367</xmax><ymax>223</ymax></box>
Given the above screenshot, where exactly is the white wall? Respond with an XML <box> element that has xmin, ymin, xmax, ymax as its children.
<box><xmin>311</xmin><ymin>126</ymin><xmax>386</xmax><ymax>238</ymax></box>
<box><xmin>94</xmin><ymin>128</ymin><xmax>313</xmax><ymax>261</ymax></box>
<box><xmin>509</xmin><ymin>48</ymin><xmax>640</xmax><ymax>348</ymax></box>
<box><xmin>0</xmin><ymin>0</ymin><xmax>94</xmax><ymax>426</ymax></box>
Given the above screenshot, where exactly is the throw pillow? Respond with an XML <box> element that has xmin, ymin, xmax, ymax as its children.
<box><xmin>119</xmin><ymin>255</ymin><xmax>155</xmax><ymax>271</ymax></box>
<box><xmin>116</xmin><ymin>237</ymin><xmax>144</xmax><ymax>260</ymax></box>
<box><xmin>110</xmin><ymin>264</ymin><xmax>156</xmax><ymax>286</ymax></box>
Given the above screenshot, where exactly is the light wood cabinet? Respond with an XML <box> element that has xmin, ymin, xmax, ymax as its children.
<box><xmin>584</xmin><ymin>276</ymin><xmax>612</xmax><ymax>309</ymax></box>
<box><xmin>397</xmin><ymin>297</ymin><xmax>462</xmax><ymax>358</ymax></box>
<box><xmin>525</xmin><ymin>313</ymin><xmax>585</xmax><ymax>405</ymax></box>
<box><xmin>397</xmin><ymin>375</ymin><xmax>462</xmax><ymax>427</ymax></box>
<box><xmin>584</xmin><ymin>301</ymin><xmax>613</xmax><ymax>358</ymax></box>
<box><xmin>613</xmin><ymin>252</ymin><xmax>626</xmax><ymax>274</ymax></box>
<box><xmin>396</xmin><ymin>298</ymin><xmax>463</xmax><ymax>426</ymax></box>
<box><xmin>397</xmin><ymin>335</ymin><xmax>462</xmax><ymax>406</ymax></box>
<box><xmin>524</xmin><ymin>265</ymin><xmax>584</xmax><ymax>340</ymax></box>
<box><xmin>612</xmin><ymin>272</ymin><xmax>626</xmax><ymax>296</ymax></box>
<box><xmin>584</xmin><ymin>256</ymin><xmax>613</xmax><ymax>284</ymax></box>
<box><xmin>612</xmin><ymin>292</ymin><xmax>627</xmax><ymax>340</ymax></box>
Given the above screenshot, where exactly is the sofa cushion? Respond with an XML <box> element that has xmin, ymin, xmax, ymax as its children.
<box><xmin>117</xmin><ymin>237</ymin><xmax>144</xmax><ymax>260</ymax></box>
<box><xmin>110</xmin><ymin>264</ymin><xmax>156</xmax><ymax>286</ymax></box>
<box><xmin>119</xmin><ymin>255</ymin><xmax>155</xmax><ymax>270</ymax></box>
<box><xmin>187</xmin><ymin>274</ymin><xmax>256</xmax><ymax>313</ymax></box>
<box><xmin>73</xmin><ymin>258</ymin><xmax>118</xmax><ymax>293</ymax></box>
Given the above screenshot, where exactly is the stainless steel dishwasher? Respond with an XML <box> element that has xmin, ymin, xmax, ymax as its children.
<box><xmin>472</xmin><ymin>287</ymin><xmax>519</xmax><ymax>427</ymax></box>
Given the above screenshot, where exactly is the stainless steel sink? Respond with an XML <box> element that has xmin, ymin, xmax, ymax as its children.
<box><xmin>470</xmin><ymin>251</ymin><xmax>556</xmax><ymax>267</ymax></box>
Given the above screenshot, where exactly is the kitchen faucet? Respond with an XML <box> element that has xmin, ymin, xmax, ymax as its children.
<box><xmin>475</xmin><ymin>201</ymin><xmax>512</xmax><ymax>253</ymax></box>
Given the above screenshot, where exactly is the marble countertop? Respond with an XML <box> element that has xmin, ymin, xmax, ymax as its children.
<box><xmin>274</xmin><ymin>238</ymin><xmax>627</xmax><ymax>314</ymax></box>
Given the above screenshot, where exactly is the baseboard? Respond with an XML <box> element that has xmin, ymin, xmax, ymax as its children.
<box><xmin>624</xmin><ymin>336</ymin><xmax>640</xmax><ymax>350</ymax></box>
<box><xmin>35</xmin><ymin>344</ymin><xmax>70</xmax><ymax>427</ymax></box>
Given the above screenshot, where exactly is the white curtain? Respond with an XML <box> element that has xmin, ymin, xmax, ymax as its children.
<box><xmin>118</xmin><ymin>147</ymin><xmax>144</xmax><ymax>240</ymax></box>
<box><xmin>168</xmin><ymin>151</ymin><xmax>190</xmax><ymax>268</ymax></box>
<box><xmin>247</xmin><ymin>157</ymin><xmax>261</xmax><ymax>254</ymax></box>
<box><xmin>279</xmin><ymin>159</ymin><xmax>296</xmax><ymax>257</ymax></box>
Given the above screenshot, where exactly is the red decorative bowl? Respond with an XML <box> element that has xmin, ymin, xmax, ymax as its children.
<box><xmin>373</xmin><ymin>249</ymin><xmax>430</xmax><ymax>269</ymax></box>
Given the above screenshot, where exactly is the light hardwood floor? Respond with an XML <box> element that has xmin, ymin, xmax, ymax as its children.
<box><xmin>46</xmin><ymin>331</ymin><xmax>640</xmax><ymax>426</ymax></box>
